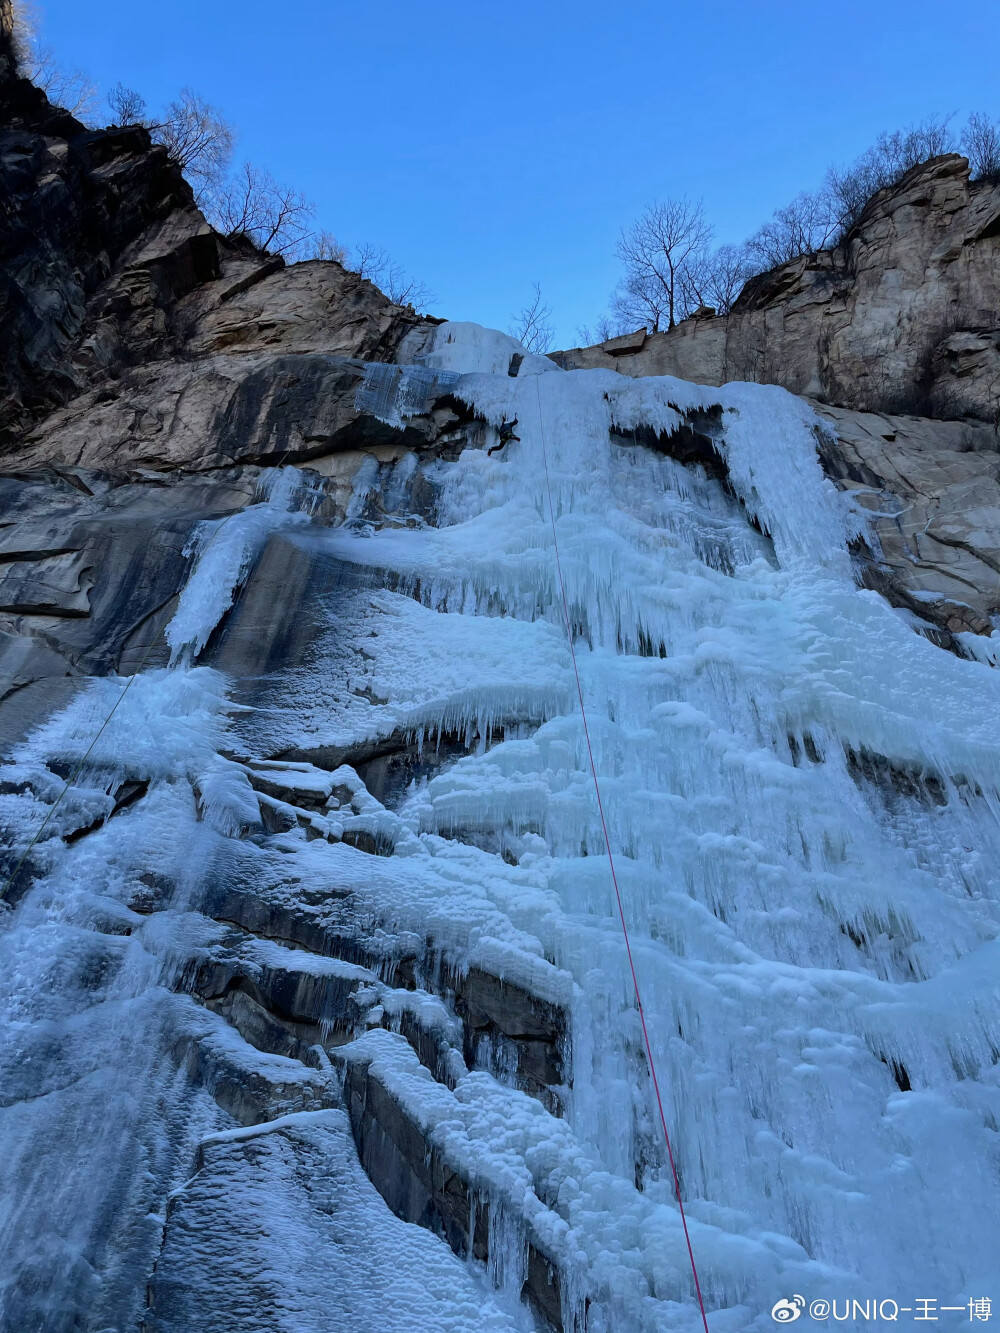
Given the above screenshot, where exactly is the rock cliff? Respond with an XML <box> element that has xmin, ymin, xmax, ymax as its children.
<box><xmin>0</xmin><ymin>83</ymin><xmax>422</xmax><ymax>464</ymax></box>
<box><xmin>555</xmin><ymin>154</ymin><xmax>1000</xmax><ymax>425</ymax></box>
<box><xmin>0</xmin><ymin>58</ymin><xmax>451</xmax><ymax>746</ymax></box>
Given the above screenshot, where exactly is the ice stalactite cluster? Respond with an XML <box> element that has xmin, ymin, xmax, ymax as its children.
<box><xmin>0</xmin><ymin>321</ymin><xmax>996</xmax><ymax>1332</ymax></box>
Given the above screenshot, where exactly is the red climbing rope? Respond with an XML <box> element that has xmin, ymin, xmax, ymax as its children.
<box><xmin>533</xmin><ymin>375</ymin><xmax>711</xmax><ymax>1333</ymax></box>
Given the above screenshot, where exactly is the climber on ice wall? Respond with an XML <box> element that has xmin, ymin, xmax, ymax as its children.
<box><xmin>487</xmin><ymin>418</ymin><xmax>520</xmax><ymax>455</ymax></box>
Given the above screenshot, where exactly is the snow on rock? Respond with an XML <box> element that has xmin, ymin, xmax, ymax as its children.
<box><xmin>147</xmin><ymin>1108</ymin><xmax>530</xmax><ymax>1332</ymax></box>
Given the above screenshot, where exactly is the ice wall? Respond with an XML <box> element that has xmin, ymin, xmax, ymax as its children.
<box><xmin>313</xmin><ymin>324</ymin><xmax>1000</xmax><ymax>1324</ymax></box>
<box><xmin>0</xmin><ymin>320</ymin><xmax>996</xmax><ymax>1332</ymax></box>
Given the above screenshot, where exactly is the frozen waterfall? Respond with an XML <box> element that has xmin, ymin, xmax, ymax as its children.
<box><xmin>0</xmin><ymin>321</ymin><xmax>996</xmax><ymax>1332</ymax></box>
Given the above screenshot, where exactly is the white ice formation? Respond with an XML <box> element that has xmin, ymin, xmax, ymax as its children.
<box><xmin>0</xmin><ymin>321</ymin><xmax>996</xmax><ymax>1332</ymax></box>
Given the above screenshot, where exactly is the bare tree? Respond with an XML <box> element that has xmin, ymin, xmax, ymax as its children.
<box><xmin>745</xmin><ymin>190</ymin><xmax>839</xmax><ymax>269</ymax></box>
<box><xmin>107</xmin><ymin>81</ymin><xmax>147</xmax><ymax>126</ymax></box>
<box><xmin>310</xmin><ymin>230</ymin><xmax>348</xmax><ymax>263</ymax></box>
<box><xmin>14</xmin><ymin>2</ymin><xmax>98</xmax><ymax>122</ymax></box>
<box><xmin>961</xmin><ymin>112</ymin><xmax>1000</xmax><ymax>183</ymax></box>
<box><xmin>575</xmin><ymin>313</ymin><xmax>626</xmax><ymax>346</ymax></box>
<box><xmin>614</xmin><ymin>198</ymin><xmax>713</xmax><ymax>331</ymax></box>
<box><xmin>694</xmin><ymin>243</ymin><xmax>760</xmax><ymax>315</ymax></box>
<box><xmin>826</xmin><ymin>115</ymin><xmax>956</xmax><ymax>236</ymax></box>
<box><xmin>154</xmin><ymin>88</ymin><xmax>234</xmax><ymax>195</ymax></box>
<box><xmin>508</xmin><ymin>282</ymin><xmax>555</xmax><ymax>352</ymax></box>
<box><xmin>580</xmin><ymin>239</ymin><xmax>752</xmax><ymax>344</ymax></box>
<box><xmin>210</xmin><ymin>161</ymin><xmax>315</xmax><ymax>256</ymax></box>
<box><xmin>350</xmin><ymin>242</ymin><xmax>393</xmax><ymax>284</ymax></box>
<box><xmin>346</xmin><ymin>242</ymin><xmax>435</xmax><ymax>309</ymax></box>
<box><xmin>610</xmin><ymin>270</ymin><xmax>670</xmax><ymax>336</ymax></box>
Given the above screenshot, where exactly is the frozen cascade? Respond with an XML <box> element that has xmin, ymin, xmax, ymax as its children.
<box><xmin>165</xmin><ymin>465</ymin><xmax>320</xmax><ymax>664</ymax></box>
<box><xmin>0</xmin><ymin>320</ymin><xmax>996</xmax><ymax>1331</ymax></box>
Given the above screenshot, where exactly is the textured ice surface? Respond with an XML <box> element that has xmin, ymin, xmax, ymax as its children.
<box><xmin>307</xmin><ymin>324</ymin><xmax>999</xmax><ymax>1321</ymax></box>
<box><xmin>355</xmin><ymin>360</ymin><xmax>461</xmax><ymax>428</ymax></box>
<box><xmin>150</xmin><ymin>1108</ymin><xmax>529</xmax><ymax>1333</ymax></box>
<box><xmin>166</xmin><ymin>466</ymin><xmax>317</xmax><ymax>663</ymax></box>
<box><xmin>0</xmin><ymin>321</ymin><xmax>997</xmax><ymax>1332</ymax></box>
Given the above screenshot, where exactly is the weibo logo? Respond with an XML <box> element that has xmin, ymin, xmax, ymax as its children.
<box><xmin>771</xmin><ymin>1296</ymin><xmax>806</xmax><ymax>1322</ymax></box>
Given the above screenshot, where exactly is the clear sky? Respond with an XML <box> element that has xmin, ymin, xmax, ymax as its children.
<box><xmin>32</xmin><ymin>0</ymin><xmax>1000</xmax><ymax>345</ymax></box>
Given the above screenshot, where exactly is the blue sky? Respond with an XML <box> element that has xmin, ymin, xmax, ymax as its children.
<box><xmin>35</xmin><ymin>0</ymin><xmax>1000</xmax><ymax>345</ymax></box>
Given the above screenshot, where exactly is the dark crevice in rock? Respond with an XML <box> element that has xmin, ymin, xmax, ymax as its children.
<box><xmin>344</xmin><ymin>1052</ymin><xmax>488</xmax><ymax>1258</ymax></box>
<box><xmin>340</xmin><ymin>827</ymin><xmax>395</xmax><ymax>856</ymax></box>
<box><xmin>850</xmin><ymin>537</ymin><xmax>990</xmax><ymax>655</ymax></box>
<box><xmin>178</xmin><ymin>931</ymin><xmax>468</xmax><ymax>1098</ymax></box>
<box><xmin>844</xmin><ymin>745</ymin><xmax>966</xmax><ymax>808</ymax></box>
<box><xmin>172</xmin><ymin>1025</ymin><xmax>332</xmax><ymax>1129</ymax></box>
<box><xmin>612</xmin><ymin>410</ymin><xmax>779</xmax><ymax>546</ymax></box>
<box><xmin>191</xmin><ymin>870</ymin><xmax>570</xmax><ymax>1115</ymax></box>
<box><xmin>446</xmin><ymin>963</ymin><xmax>567</xmax><ymax>1115</ymax></box>
<box><xmin>63</xmin><ymin>778</ymin><xmax>150</xmax><ymax>844</ymax></box>
<box><xmin>276</xmin><ymin>722</ymin><xmax>511</xmax><ymax>810</ymax></box>
<box><xmin>787</xmin><ymin>732</ymin><xmax>823</xmax><ymax>766</ymax></box>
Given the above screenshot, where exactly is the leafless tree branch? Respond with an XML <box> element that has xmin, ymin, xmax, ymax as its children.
<box><xmin>310</xmin><ymin>230</ymin><xmax>349</xmax><ymax>263</ymax></box>
<box><xmin>508</xmin><ymin>282</ymin><xmax>555</xmax><ymax>352</ymax></box>
<box><xmin>576</xmin><ymin>314</ymin><xmax>626</xmax><ymax>346</ymax></box>
<box><xmin>961</xmin><ymin>112</ymin><xmax>1000</xmax><ymax>183</ymax></box>
<box><xmin>825</xmin><ymin>115</ymin><xmax>956</xmax><ymax>237</ymax></box>
<box><xmin>208</xmin><ymin>161</ymin><xmax>315</xmax><ymax>257</ymax></box>
<box><xmin>107</xmin><ymin>81</ymin><xmax>147</xmax><ymax>126</ymax></box>
<box><xmin>745</xmin><ymin>190</ymin><xmax>839</xmax><ymax>269</ymax></box>
<box><xmin>614</xmin><ymin>198</ymin><xmax>713</xmax><ymax>331</ymax></box>
<box><xmin>344</xmin><ymin>242</ymin><xmax>436</xmax><ymax>310</ymax></box>
<box><xmin>153</xmin><ymin>88</ymin><xmax>235</xmax><ymax>195</ymax></box>
<box><xmin>15</xmin><ymin>3</ymin><xmax>98</xmax><ymax>123</ymax></box>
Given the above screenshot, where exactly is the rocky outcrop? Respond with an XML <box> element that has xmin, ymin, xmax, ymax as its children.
<box><xmin>556</xmin><ymin>155</ymin><xmax>1000</xmax><ymax>425</ymax></box>
<box><xmin>0</xmin><ymin>48</ymin><xmax>425</xmax><ymax>468</ymax></box>
<box><xmin>0</xmin><ymin>87</ymin><xmax>212</xmax><ymax>443</ymax></box>
<box><xmin>814</xmin><ymin>406</ymin><xmax>998</xmax><ymax>635</ymax></box>
<box><xmin>0</xmin><ymin>65</ymin><xmax>451</xmax><ymax>751</ymax></box>
<box><xmin>0</xmin><ymin>225</ymin><xmax>430</xmax><ymax>471</ymax></box>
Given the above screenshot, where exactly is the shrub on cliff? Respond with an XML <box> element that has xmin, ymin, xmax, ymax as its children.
<box><xmin>962</xmin><ymin>112</ymin><xmax>1000</xmax><ymax>183</ymax></box>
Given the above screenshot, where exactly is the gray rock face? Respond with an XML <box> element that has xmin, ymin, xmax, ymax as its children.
<box><xmin>0</xmin><ymin>468</ymin><xmax>262</xmax><ymax>687</ymax></box>
<box><xmin>813</xmin><ymin>405</ymin><xmax>999</xmax><ymax>633</ymax></box>
<box><xmin>10</xmin><ymin>351</ymin><xmax>445</xmax><ymax>473</ymax></box>
<box><xmin>0</xmin><ymin>92</ymin><xmax>215</xmax><ymax>444</ymax></box>
<box><xmin>555</xmin><ymin>155</ymin><xmax>1000</xmax><ymax>426</ymax></box>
